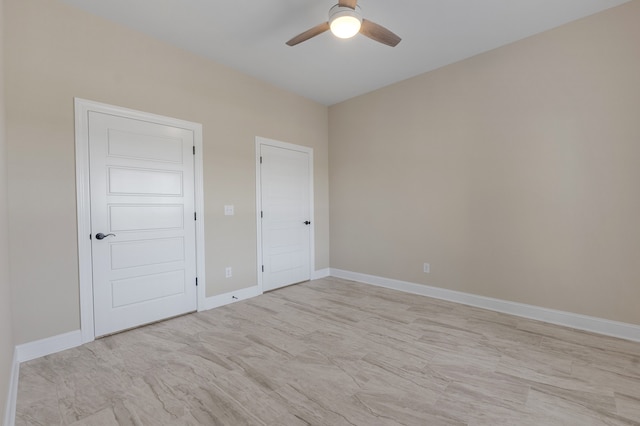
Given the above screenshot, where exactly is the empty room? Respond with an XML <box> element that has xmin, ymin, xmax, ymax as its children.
<box><xmin>1</xmin><ymin>0</ymin><xmax>640</xmax><ymax>424</ymax></box>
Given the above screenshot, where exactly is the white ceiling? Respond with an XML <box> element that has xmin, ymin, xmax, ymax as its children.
<box><xmin>59</xmin><ymin>0</ymin><xmax>629</xmax><ymax>106</ymax></box>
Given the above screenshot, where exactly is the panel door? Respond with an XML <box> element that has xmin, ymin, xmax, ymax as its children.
<box><xmin>260</xmin><ymin>144</ymin><xmax>311</xmax><ymax>291</ymax></box>
<box><xmin>89</xmin><ymin>111</ymin><xmax>197</xmax><ymax>337</ymax></box>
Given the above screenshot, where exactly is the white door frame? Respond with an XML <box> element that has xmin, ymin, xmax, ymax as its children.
<box><xmin>74</xmin><ymin>98</ymin><xmax>206</xmax><ymax>343</ymax></box>
<box><xmin>255</xmin><ymin>136</ymin><xmax>315</xmax><ymax>293</ymax></box>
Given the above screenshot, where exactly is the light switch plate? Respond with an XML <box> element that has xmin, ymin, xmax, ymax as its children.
<box><xmin>224</xmin><ymin>205</ymin><xmax>234</xmax><ymax>216</ymax></box>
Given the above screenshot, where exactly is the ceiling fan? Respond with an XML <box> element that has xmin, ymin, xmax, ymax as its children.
<box><xmin>286</xmin><ymin>0</ymin><xmax>401</xmax><ymax>47</ymax></box>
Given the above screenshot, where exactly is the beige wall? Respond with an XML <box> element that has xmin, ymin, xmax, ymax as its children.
<box><xmin>329</xmin><ymin>2</ymin><xmax>640</xmax><ymax>325</ymax></box>
<box><xmin>1</xmin><ymin>0</ymin><xmax>16</xmax><ymax>420</ymax></box>
<box><xmin>5</xmin><ymin>0</ymin><xmax>639</xmax><ymax>351</ymax></box>
<box><xmin>5</xmin><ymin>0</ymin><xmax>329</xmax><ymax>344</ymax></box>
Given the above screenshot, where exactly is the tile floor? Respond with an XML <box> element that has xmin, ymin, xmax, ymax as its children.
<box><xmin>15</xmin><ymin>277</ymin><xmax>640</xmax><ymax>425</ymax></box>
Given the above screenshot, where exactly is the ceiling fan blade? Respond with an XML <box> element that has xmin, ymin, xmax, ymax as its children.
<box><xmin>360</xmin><ymin>19</ymin><xmax>401</xmax><ymax>47</ymax></box>
<box><xmin>286</xmin><ymin>22</ymin><xmax>330</xmax><ymax>46</ymax></box>
<box><xmin>338</xmin><ymin>0</ymin><xmax>358</xmax><ymax>9</ymax></box>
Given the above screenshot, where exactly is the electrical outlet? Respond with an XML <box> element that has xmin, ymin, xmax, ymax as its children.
<box><xmin>423</xmin><ymin>263</ymin><xmax>430</xmax><ymax>273</ymax></box>
<box><xmin>225</xmin><ymin>267</ymin><xmax>232</xmax><ymax>278</ymax></box>
<box><xmin>224</xmin><ymin>205</ymin><xmax>234</xmax><ymax>216</ymax></box>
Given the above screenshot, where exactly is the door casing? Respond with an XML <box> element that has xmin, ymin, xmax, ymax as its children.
<box><xmin>255</xmin><ymin>136</ymin><xmax>315</xmax><ymax>293</ymax></box>
<box><xmin>75</xmin><ymin>98</ymin><xmax>206</xmax><ymax>343</ymax></box>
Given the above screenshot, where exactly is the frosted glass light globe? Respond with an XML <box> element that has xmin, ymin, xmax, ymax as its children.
<box><xmin>328</xmin><ymin>5</ymin><xmax>362</xmax><ymax>39</ymax></box>
<box><xmin>330</xmin><ymin>15</ymin><xmax>362</xmax><ymax>39</ymax></box>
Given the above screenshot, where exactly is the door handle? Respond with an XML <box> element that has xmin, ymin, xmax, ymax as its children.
<box><xmin>95</xmin><ymin>233</ymin><xmax>116</xmax><ymax>240</ymax></box>
<box><xmin>303</xmin><ymin>221</ymin><xmax>311</xmax><ymax>225</ymax></box>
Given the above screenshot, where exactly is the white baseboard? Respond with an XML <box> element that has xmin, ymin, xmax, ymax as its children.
<box><xmin>201</xmin><ymin>270</ymin><xmax>331</xmax><ymax>311</ymax></box>
<box><xmin>3</xmin><ymin>348</ymin><xmax>18</xmax><ymax>426</ymax></box>
<box><xmin>311</xmin><ymin>268</ymin><xmax>331</xmax><ymax>280</ymax></box>
<box><xmin>330</xmin><ymin>269</ymin><xmax>640</xmax><ymax>343</ymax></box>
<box><xmin>200</xmin><ymin>285</ymin><xmax>262</xmax><ymax>311</ymax></box>
<box><xmin>14</xmin><ymin>284</ymin><xmax>265</xmax><ymax>365</ymax></box>
<box><xmin>15</xmin><ymin>330</ymin><xmax>83</xmax><ymax>364</ymax></box>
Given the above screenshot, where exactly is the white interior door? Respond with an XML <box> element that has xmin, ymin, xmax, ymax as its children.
<box><xmin>260</xmin><ymin>143</ymin><xmax>312</xmax><ymax>291</ymax></box>
<box><xmin>89</xmin><ymin>111</ymin><xmax>197</xmax><ymax>337</ymax></box>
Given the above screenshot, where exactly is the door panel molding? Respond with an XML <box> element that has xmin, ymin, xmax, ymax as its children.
<box><xmin>75</xmin><ymin>98</ymin><xmax>206</xmax><ymax>343</ymax></box>
<box><xmin>255</xmin><ymin>136</ymin><xmax>315</xmax><ymax>293</ymax></box>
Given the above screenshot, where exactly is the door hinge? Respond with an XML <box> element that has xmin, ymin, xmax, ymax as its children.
<box><xmin>261</xmin><ymin>211</ymin><xmax>263</xmax><ymax>218</ymax></box>
<box><xmin>262</xmin><ymin>265</ymin><xmax>264</xmax><ymax>272</ymax></box>
<box><xmin>260</xmin><ymin>156</ymin><xmax>263</xmax><ymax>164</ymax></box>
<box><xmin>194</xmin><ymin>212</ymin><xmax>197</xmax><ymax>220</ymax></box>
<box><xmin>195</xmin><ymin>277</ymin><xmax>198</xmax><ymax>287</ymax></box>
<box><xmin>193</xmin><ymin>146</ymin><xmax>196</xmax><ymax>155</ymax></box>
<box><xmin>89</xmin><ymin>234</ymin><xmax>92</xmax><ymax>240</ymax></box>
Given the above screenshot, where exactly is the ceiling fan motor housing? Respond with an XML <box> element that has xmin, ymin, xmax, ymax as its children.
<box><xmin>329</xmin><ymin>4</ymin><xmax>362</xmax><ymax>21</ymax></box>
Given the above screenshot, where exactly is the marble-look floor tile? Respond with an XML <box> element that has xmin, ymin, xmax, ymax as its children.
<box><xmin>517</xmin><ymin>320</ymin><xmax>640</xmax><ymax>357</ymax></box>
<box><xmin>525</xmin><ymin>386</ymin><xmax>637</xmax><ymax>426</ymax></box>
<box><xmin>571</xmin><ymin>362</ymin><xmax>640</xmax><ymax>400</ymax></box>
<box><xmin>616</xmin><ymin>393</ymin><xmax>640</xmax><ymax>424</ymax></box>
<box><xmin>68</xmin><ymin>407</ymin><xmax>121</xmax><ymax>426</ymax></box>
<box><xmin>541</xmin><ymin>336</ymin><xmax>640</xmax><ymax>381</ymax></box>
<box><xmin>16</xmin><ymin>277</ymin><xmax>640</xmax><ymax>425</ymax></box>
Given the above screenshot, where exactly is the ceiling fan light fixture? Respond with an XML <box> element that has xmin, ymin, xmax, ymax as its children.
<box><xmin>286</xmin><ymin>1</ymin><xmax>401</xmax><ymax>48</ymax></box>
<box><xmin>329</xmin><ymin>5</ymin><xmax>362</xmax><ymax>39</ymax></box>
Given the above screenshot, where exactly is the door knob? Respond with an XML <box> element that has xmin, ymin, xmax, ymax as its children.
<box><xmin>304</xmin><ymin>221</ymin><xmax>311</xmax><ymax>225</ymax></box>
<box><xmin>95</xmin><ymin>233</ymin><xmax>116</xmax><ymax>240</ymax></box>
